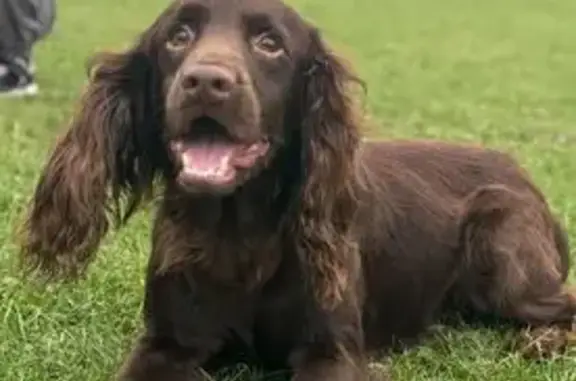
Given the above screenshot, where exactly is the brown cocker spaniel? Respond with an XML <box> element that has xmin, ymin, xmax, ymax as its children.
<box><xmin>18</xmin><ymin>0</ymin><xmax>576</xmax><ymax>380</ymax></box>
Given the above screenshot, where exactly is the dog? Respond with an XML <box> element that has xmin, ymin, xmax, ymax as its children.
<box><xmin>18</xmin><ymin>0</ymin><xmax>576</xmax><ymax>380</ymax></box>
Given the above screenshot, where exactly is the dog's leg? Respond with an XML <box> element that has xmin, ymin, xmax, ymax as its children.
<box><xmin>497</xmin><ymin>287</ymin><xmax>576</xmax><ymax>359</ymax></box>
<box><xmin>114</xmin><ymin>336</ymin><xmax>212</xmax><ymax>381</ymax></box>
<box><xmin>499</xmin><ymin>287</ymin><xmax>576</xmax><ymax>325</ymax></box>
<box><xmin>291</xmin><ymin>358</ymin><xmax>371</xmax><ymax>381</ymax></box>
<box><xmin>114</xmin><ymin>264</ymin><xmax>243</xmax><ymax>380</ymax></box>
<box><xmin>113</xmin><ymin>270</ymin><xmax>226</xmax><ymax>381</ymax></box>
<box><xmin>457</xmin><ymin>185</ymin><xmax>576</xmax><ymax>358</ymax></box>
<box><xmin>291</xmin><ymin>357</ymin><xmax>392</xmax><ymax>381</ymax></box>
<box><xmin>287</xmin><ymin>313</ymin><xmax>385</xmax><ymax>381</ymax></box>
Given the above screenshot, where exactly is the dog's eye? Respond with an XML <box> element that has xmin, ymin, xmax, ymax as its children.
<box><xmin>251</xmin><ymin>32</ymin><xmax>285</xmax><ymax>57</ymax></box>
<box><xmin>167</xmin><ymin>25</ymin><xmax>195</xmax><ymax>51</ymax></box>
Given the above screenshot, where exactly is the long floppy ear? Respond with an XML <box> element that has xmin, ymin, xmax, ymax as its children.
<box><xmin>293</xmin><ymin>29</ymin><xmax>363</xmax><ymax>309</ymax></box>
<box><xmin>17</xmin><ymin>31</ymin><xmax>167</xmax><ymax>281</ymax></box>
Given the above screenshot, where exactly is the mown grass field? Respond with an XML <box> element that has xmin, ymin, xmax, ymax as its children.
<box><xmin>1</xmin><ymin>0</ymin><xmax>575</xmax><ymax>380</ymax></box>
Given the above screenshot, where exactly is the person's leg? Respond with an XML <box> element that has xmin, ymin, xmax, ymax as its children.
<box><xmin>26</xmin><ymin>0</ymin><xmax>57</xmax><ymax>69</ymax></box>
<box><xmin>0</xmin><ymin>0</ymin><xmax>56</xmax><ymax>96</ymax></box>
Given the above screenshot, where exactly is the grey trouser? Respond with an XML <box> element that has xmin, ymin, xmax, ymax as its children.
<box><xmin>0</xmin><ymin>0</ymin><xmax>56</xmax><ymax>67</ymax></box>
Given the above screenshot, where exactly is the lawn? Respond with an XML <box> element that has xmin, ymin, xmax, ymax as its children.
<box><xmin>1</xmin><ymin>0</ymin><xmax>575</xmax><ymax>380</ymax></box>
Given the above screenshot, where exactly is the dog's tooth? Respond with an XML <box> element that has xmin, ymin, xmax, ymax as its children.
<box><xmin>181</xmin><ymin>153</ymin><xmax>192</xmax><ymax>169</ymax></box>
<box><xmin>171</xmin><ymin>141</ymin><xmax>183</xmax><ymax>152</ymax></box>
<box><xmin>219</xmin><ymin>153</ymin><xmax>232</xmax><ymax>172</ymax></box>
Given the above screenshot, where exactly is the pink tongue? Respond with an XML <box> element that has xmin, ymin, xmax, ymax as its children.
<box><xmin>174</xmin><ymin>140</ymin><xmax>270</xmax><ymax>185</ymax></box>
<box><xmin>180</xmin><ymin>142</ymin><xmax>238</xmax><ymax>182</ymax></box>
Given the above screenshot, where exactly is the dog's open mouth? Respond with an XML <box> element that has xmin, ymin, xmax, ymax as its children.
<box><xmin>170</xmin><ymin>117</ymin><xmax>270</xmax><ymax>188</ymax></box>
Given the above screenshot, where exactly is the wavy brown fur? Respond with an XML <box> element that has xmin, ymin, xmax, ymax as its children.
<box><xmin>17</xmin><ymin>0</ymin><xmax>575</xmax><ymax>380</ymax></box>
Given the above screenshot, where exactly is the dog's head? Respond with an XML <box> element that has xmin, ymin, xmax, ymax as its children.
<box><xmin>159</xmin><ymin>0</ymin><xmax>313</xmax><ymax>194</ymax></box>
<box><xmin>154</xmin><ymin>0</ymin><xmax>362</xmax><ymax>197</ymax></box>
<box><xmin>18</xmin><ymin>0</ymin><xmax>362</xmax><ymax>287</ymax></box>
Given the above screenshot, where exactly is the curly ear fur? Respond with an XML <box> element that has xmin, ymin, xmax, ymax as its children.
<box><xmin>17</xmin><ymin>34</ymin><xmax>166</xmax><ymax>281</ymax></box>
<box><xmin>294</xmin><ymin>29</ymin><xmax>364</xmax><ymax>309</ymax></box>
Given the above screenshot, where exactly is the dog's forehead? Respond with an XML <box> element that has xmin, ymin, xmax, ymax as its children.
<box><xmin>172</xmin><ymin>0</ymin><xmax>309</xmax><ymax>31</ymax></box>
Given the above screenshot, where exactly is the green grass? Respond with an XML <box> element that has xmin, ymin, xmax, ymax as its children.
<box><xmin>1</xmin><ymin>0</ymin><xmax>575</xmax><ymax>380</ymax></box>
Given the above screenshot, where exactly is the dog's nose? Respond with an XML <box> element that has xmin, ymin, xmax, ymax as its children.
<box><xmin>182</xmin><ymin>65</ymin><xmax>236</xmax><ymax>102</ymax></box>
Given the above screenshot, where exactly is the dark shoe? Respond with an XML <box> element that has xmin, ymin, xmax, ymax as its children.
<box><xmin>0</xmin><ymin>70</ymin><xmax>38</xmax><ymax>97</ymax></box>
